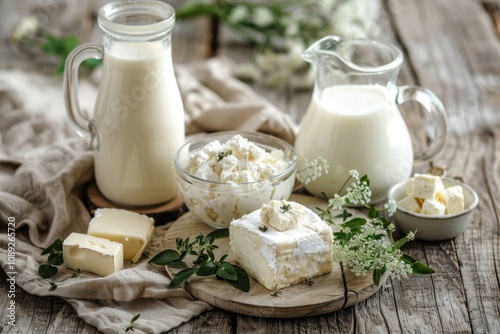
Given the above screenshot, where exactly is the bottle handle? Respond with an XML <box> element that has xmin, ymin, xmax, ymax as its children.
<box><xmin>396</xmin><ymin>85</ymin><xmax>448</xmax><ymax>164</ymax></box>
<box><xmin>63</xmin><ymin>43</ymin><xmax>103</xmax><ymax>138</ymax></box>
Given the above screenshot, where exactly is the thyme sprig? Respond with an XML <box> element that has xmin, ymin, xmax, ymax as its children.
<box><xmin>149</xmin><ymin>229</ymin><xmax>250</xmax><ymax>292</ymax></box>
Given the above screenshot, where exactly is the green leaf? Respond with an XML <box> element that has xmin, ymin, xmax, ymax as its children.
<box><xmin>148</xmin><ymin>249</ymin><xmax>180</xmax><ymax>265</ymax></box>
<box><xmin>216</xmin><ymin>262</ymin><xmax>238</xmax><ymax>281</ymax></box>
<box><xmin>48</xmin><ymin>281</ymin><xmax>58</xmax><ymax>291</ymax></box>
<box><xmin>48</xmin><ymin>251</ymin><xmax>64</xmax><ymax>266</ymax></box>
<box><xmin>341</xmin><ymin>217</ymin><xmax>367</xmax><ymax>230</ymax></box>
<box><xmin>39</xmin><ymin>264</ymin><xmax>58</xmax><ymax>279</ymax></box>
<box><xmin>207</xmin><ymin>228</ymin><xmax>229</xmax><ymax>239</ymax></box>
<box><xmin>168</xmin><ymin>260</ymin><xmax>188</xmax><ymax>269</ymax></box>
<box><xmin>401</xmin><ymin>253</ymin><xmax>417</xmax><ymax>264</ymax></box>
<box><xmin>411</xmin><ymin>262</ymin><xmax>435</xmax><ymax>274</ymax></box>
<box><xmin>41</xmin><ymin>239</ymin><xmax>63</xmax><ymax>255</ymax></box>
<box><xmin>360</xmin><ymin>175</ymin><xmax>370</xmax><ymax>186</ymax></box>
<box><xmin>169</xmin><ymin>268</ymin><xmax>197</xmax><ymax>289</ymax></box>
<box><xmin>196</xmin><ymin>262</ymin><xmax>218</xmax><ymax>276</ymax></box>
<box><xmin>342</xmin><ymin>209</ymin><xmax>353</xmax><ymax>221</ymax></box>
<box><xmin>61</xmin><ymin>35</ymin><xmax>79</xmax><ymax>55</ymax></box>
<box><xmin>126</xmin><ymin>313</ymin><xmax>140</xmax><ymax>332</ymax></box>
<box><xmin>373</xmin><ymin>268</ymin><xmax>381</xmax><ymax>286</ymax></box>
<box><xmin>225</xmin><ymin>265</ymin><xmax>250</xmax><ymax>292</ymax></box>
<box><xmin>368</xmin><ymin>207</ymin><xmax>379</xmax><ymax>219</ymax></box>
<box><xmin>194</xmin><ymin>254</ymin><xmax>209</xmax><ymax>265</ymax></box>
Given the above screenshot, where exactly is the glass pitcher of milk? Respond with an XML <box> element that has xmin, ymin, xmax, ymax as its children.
<box><xmin>295</xmin><ymin>36</ymin><xmax>447</xmax><ymax>201</ymax></box>
<box><xmin>64</xmin><ymin>0</ymin><xmax>184</xmax><ymax>207</ymax></box>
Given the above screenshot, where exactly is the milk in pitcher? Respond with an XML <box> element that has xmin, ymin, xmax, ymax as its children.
<box><xmin>92</xmin><ymin>44</ymin><xmax>184</xmax><ymax>206</ymax></box>
<box><xmin>295</xmin><ymin>85</ymin><xmax>413</xmax><ymax>201</ymax></box>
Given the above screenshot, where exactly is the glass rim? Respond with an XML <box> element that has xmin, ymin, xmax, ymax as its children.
<box><xmin>175</xmin><ymin>131</ymin><xmax>297</xmax><ymax>186</ymax></box>
<box><xmin>303</xmin><ymin>36</ymin><xmax>404</xmax><ymax>74</ymax></box>
<box><xmin>98</xmin><ymin>0</ymin><xmax>175</xmax><ymax>41</ymax></box>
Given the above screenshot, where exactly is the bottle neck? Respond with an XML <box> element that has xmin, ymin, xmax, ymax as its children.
<box><xmin>97</xmin><ymin>0</ymin><xmax>175</xmax><ymax>58</ymax></box>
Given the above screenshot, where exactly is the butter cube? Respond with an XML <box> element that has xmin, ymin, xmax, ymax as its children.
<box><xmin>230</xmin><ymin>203</ymin><xmax>333</xmax><ymax>291</ymax></box>
<box><xmin>88</xmin><ymin>208</ymin><xmax>154</xmax><ymax>263</ymax></box>
<box><xmin>412</xmin><ymin>174</ymin><xmax>444</xmax><ymax>200</ymax></box>
<box><xmin>260</xmin><ymin>200</ymin><xmax>304</xmax><ymax>231</ymax></box>
<box><xmin>443</xmin><ymin>186</ymin><xmax>465</xmax><ymax>214</ymax></box>
<box><xmin>421</xmin><ymin>199</ymin><xmax>446</xmax><ymax>216</ymax></box>
<box><xmin>63</xmin><ymin>233</ymin><xmax>123</xmax><ymax>276</ymax></box>
<box><xmin>398</xmin><ymin>195</ymin><xmax>421</xmax><ymax>213</ymax></box>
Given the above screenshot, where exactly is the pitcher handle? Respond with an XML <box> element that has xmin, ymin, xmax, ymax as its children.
<box><xmin>63</xmin><ymin>43</ymin><xmax>103</xmax><ymax>138</ymax></box>
<box><xmin>396</xmin><ymin>85</ymin><xmax>448</xmax><ymax>164</ymax></box>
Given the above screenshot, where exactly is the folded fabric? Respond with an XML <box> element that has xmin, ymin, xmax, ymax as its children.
<box><xmin>0</xmin><ymin>60</ymin><xmax>298</xmax><ymax>333</ymax></box>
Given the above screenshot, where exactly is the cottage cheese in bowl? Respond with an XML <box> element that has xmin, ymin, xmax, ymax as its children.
<box><xmin>175</xmin><ymin>132</ymin><xmax>297</xmax><ymax>228</ymax></box>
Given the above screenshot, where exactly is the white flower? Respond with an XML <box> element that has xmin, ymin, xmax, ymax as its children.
<box><xmin>296</xmin><ymin>157</ymin><xmax>329</xmax><ymax>184</ymax></box>
<box><xmin>252</xmin><ymin>7</ymin><xmax>274</xmax><ymax>27</ymax></box>
<box><xmin>384</xmin><ymin>200</ymin><xmax>398</xmax><ymax>217</ymax></box>
<box><xmin>12</xmin><ymin>16</ymin><xmax>39</xmax><ymax>44</ymax></box>
<box><xmin>349</xmin><ymin>169</ymin><xmax>360</xmax><ymax>180</ymax></box>
<box><xmin>228</xmin><ymin>5</ymin><xmax>249</xmax><ymax>24</ymax></box>
<box><xmin>328</xmin><ymin>194</ymin><xmax>345</xmax><ymax>211</ymax></box>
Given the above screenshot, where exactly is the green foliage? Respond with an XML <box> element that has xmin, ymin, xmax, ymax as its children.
<box><xmin>149</xmin><ymin>229</ymin><xmax>250</xmax><ymax>292</ymax></box>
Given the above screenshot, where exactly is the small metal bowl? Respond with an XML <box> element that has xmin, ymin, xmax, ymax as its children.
<box><xmin>387</xmin><ymin>177</ymin><xmax>479</xmax><ymax>241</ymax></box>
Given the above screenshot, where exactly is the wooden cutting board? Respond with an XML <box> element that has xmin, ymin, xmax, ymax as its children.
<box><xmin>162</xmin><ymin>194</ymin><xmax>389</xmax><ymax>318</ymax></box>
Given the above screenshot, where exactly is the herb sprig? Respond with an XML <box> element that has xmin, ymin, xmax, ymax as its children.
<box><xmin>39</xmin><ymin>239</ymin><xmax>64</xmax><ymax>279</ymax></box>
<box><xmin>149</xmin><ymin>229</ymin><xmax>250</xmax><ymax>292</ymax></box>
<box><xmin>217</xmin><ymin>150</ymin><xmax>232</xmax><ymax>162</ymax></box>
<box><xmin>316</xmin><ymin>170</ymin><xmax>434</xmax><ymax>285</ymax></box>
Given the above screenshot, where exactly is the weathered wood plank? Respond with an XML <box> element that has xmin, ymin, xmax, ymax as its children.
<box><xmin>394</xmin><ymin>1</ymin><xmax>500</xmax><ymax>334</ymax></box>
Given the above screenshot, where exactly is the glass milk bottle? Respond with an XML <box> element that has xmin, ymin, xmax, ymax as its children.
<box><xmin>295</xmin><ymin>36</ymin><xmax>447</xmax><ymax>201</ymax></box>
<box><xmin>64</xmin><ymin>0</ymin><xmax>184</xmax><ymax>207</ymax></box>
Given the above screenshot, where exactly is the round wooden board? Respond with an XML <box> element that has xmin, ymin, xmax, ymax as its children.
<box><xmin>85</xmin><ymin>181</ymin><xmax>187</xmax><ymax>225</ymax></box>
<box><xmin>163</xmin><ymin>194</ymin><xmax>389</xmax><ymax>318</ymax></box>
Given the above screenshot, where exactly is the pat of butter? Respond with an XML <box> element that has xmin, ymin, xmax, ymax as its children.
<box><xmin>421</xmin><ymin>199</ymin><xmax>446</xmax><ymax>216</ymax></box>
<box><xmin>412</xmin><ymin>174</ymin><xmax>445</xmax><ymax>200</ymax></box>
<box><xmin>260</xmin><ymin>200</ymin><xmax>304</xmax><ymax>231</ymax></box>
<box><xmin>443</xmin><ymin>186</ymin><xmax>465</xmax><ymax>214</ymax></box>
<box><xmin>63</xmin><ymin>232</ymin><xmax>123</xmax><ymax>276</ymax></box>
<box><xmin>398</xmin><ymin>195</ymin><xmax>421</xmax><ymax>213</ymax></box>
<box><xmin>88</xmin><ymin>208</ymin><xmax>154</xmax><ymax>263</ymax></box>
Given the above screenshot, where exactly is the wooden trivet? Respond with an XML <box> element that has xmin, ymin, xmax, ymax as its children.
<box><xmin>84</xmin><ymin>181</ymin><xmax>187</xmax><ymax>226</ymax></box>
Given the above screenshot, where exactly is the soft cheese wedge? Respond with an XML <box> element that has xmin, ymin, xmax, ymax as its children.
<box><xmin>63</xmin><ymin>232</ymin><xmax>123</xmax><ymax>276</ymax></box>
<box><xmin>229</xmin><ymin>200</ymin><xmax>333</xmax><ymax>291</ymax></box>
<box><xmin>87</xmin><ymin>208</ymin><xmax>154</xmax><ymax>263</ymax></box>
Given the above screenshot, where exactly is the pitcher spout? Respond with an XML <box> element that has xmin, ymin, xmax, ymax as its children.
<box><xmin>301</xmin><ymin>36</ymin><xmax>342</xmax><ymax>64</ymax></box>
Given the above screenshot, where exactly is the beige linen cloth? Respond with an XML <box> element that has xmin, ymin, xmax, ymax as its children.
<box><xmin>0</xmin><ymin>57</ymin><xmax>297</xmax><ymax>334</ymax></box>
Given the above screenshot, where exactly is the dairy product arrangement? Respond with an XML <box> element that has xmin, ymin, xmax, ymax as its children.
<box><xmin>177</xmin><ymin>134</ymin><xmax>295</xmax><ymax>228</ymax></box>
<box><xmin>398</xmin><ymin>173</ymin><xmax>465</xmax><ymax>215</ymax></box>
<box><xmin>229</xmin><ymin>200</ymin><xmax>334</xmax><ymax>291</ymax></box>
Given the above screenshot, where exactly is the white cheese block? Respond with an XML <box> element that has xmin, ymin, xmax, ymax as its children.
<box><xmin>87</xmin><ymin>208</ymin><xmax>154</xmax><ymax>263</ymax></box>
<box><xmin>413</xmin><ymin>174</ymin><xmax>445</xmax><ymax>200</ymax></box>
<box><xmin>421</xmin><ymin>199</ymin><xmax>446</xmax><ymax>216</ymax></box>
<box><xmin>443</xmin><ymin>185</ymin><xmax>465</xmax><ymax>214</ymax></box>
<box><xmin>63</xmin><ymin>232</ymin><xmax>123</xmax><ymax>276</ymax></box>
<box><xmin>406</xmin><ymin>177</ymin><xmax>415</xmax><ymax>196</ymax></box>
<box><xmin>230</xmin><ymin>201</ymin><xmax>333</xmax><ymax>291</ymax></box>
<box><xmin>260</xmin><ymin>199</ymin><xmax>304</xmax><ymax>231</ymax></box>
<box><xmin>398</xmin><ymin>195</ymin><xmax>421</xmax><ymax>213</ymax></box>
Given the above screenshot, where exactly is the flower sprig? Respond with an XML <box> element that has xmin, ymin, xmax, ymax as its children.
<box><xmin>175</xmin><ymin>0</ymin><xmax>381</xmax><ymax>88</ymax></box>
<box><xmin>314</xmin><ymin>170</ymin><xmax>434</xmax><ymax>285</ymax></box>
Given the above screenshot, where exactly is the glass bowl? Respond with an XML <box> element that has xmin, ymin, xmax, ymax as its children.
<box><xmin>387</xmin><ymin>177</ymin><xmax>478</xmax><ymax>241</ymax></box>
<box><xmin>174</xmin><ymin>131</ymin><xmax>297</xmax><ymax>229</ymax></box>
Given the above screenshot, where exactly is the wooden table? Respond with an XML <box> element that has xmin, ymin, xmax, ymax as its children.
<box><xmin>1</xmin><ymin>0</ymin><xmax>499</xmax><ymax>333</ymax></box>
